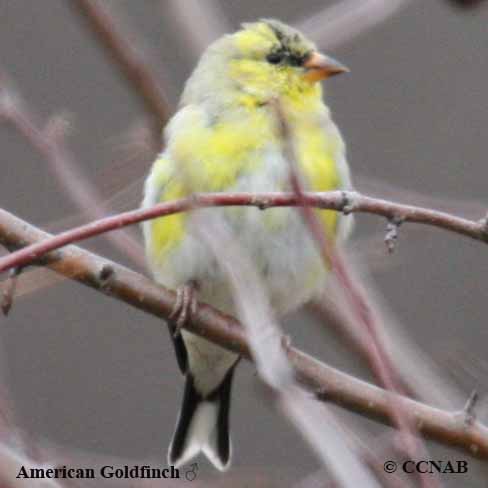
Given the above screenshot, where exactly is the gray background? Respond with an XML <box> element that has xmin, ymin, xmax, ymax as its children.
<box><xmin>1</xmin><ymin>0</ymin><xmax>487</xmax><ymax>486</ymax></box>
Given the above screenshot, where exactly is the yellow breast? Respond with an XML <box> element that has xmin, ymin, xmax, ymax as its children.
<box><xmin>145</xmin><ymin>98</ymin><xmax>343</xmax><ymax>265</ymax></box>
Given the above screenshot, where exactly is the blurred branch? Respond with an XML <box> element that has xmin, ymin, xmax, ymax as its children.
<box><xmin>1</xmin><ymin>190</ymin><xmax>487</xmax><ymax>275</ymax></box>
<box><xmin>69</xmin><ymin>0</ymin><xmax>171</xmax><ymax>149</ymax></box>
<box><xmin>1</xmin><ymin>208</ymin><xmax>488</xmax><ymax>460</ymax></box>
<box><xmin>308</xmin><ymin>285</ymin><xmax>464</xmax><ymax>410</ymax></box>
<box><xmin>163</xmin><ymin>0</ymin><xmax>231</xmax><ymax>60</ymax></box>
<box><xmin>0</xmin><ymin>444</ymin><xmax>62</xmax><ymax>488</ymax></box>
<box><xmin>0</xmin><ymin>77</ymin><xmax>144</xmax><ymax>270</ymax></box>
<box><xmin>295</xmin><ymin>0</ymin><xmax>411</xmax><ymax>50</ymax></box>
<box><xmin>277</xmin><ymin>105</ymin><xmax>437</xmax><ymax>488</ymax></box>
<box><xmin>200</xmin><ymin>218</ymin><xmax>377</xmax><ymax>485</ymax></box>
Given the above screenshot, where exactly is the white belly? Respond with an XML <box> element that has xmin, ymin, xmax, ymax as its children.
<box><xmin>144</xmin><ymin>148</ymin><xmax>348</xmax><ymax>316</ymax></box>
<box><xmin>143</xmin><ymin>146</ymin><xmax>352</xmax><ymax>390</ymax></box>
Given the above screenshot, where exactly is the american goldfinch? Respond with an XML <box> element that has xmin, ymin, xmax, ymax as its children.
<box><xmin>142</xmin><ymin>19</ymin><xmax>352</xmax><ymax>471</ymax></box>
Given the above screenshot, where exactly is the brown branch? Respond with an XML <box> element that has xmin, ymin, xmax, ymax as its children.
<box><xmin>1</xmin><ymin>208</ymin><xmax>488</xmax><ymax>460</ymax></box>
<box><xmin>308</xmin><ymin>290</ymin><xmax>428</xmax><ymax>404</ymax></box>
<box><xmin>0</xmin><ymin>79</ymin><xmax>144</xmax><ymax>269</ymax></box>
<box><xmin>199</xmin><ymin>218</ymin><xmax>376</xmax><ymax>484</ymax></box>
<box><xmin>69</xmin><ymin>0</ymin><xmax>171</xmax><ymax>148</ymax></box>
<box><xmin>0</xmin><ymin>190</ymin><xmax>487</xmax><ymax>275</ymax></box>
<box><xmin>277</xmin><ymin>105</ymin><xmax>438</xmax><ymax>487</ymax></box>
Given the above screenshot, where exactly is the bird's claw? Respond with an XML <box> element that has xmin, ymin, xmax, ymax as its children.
<box><xmin>169</xmin><ymin>281</ymin><xmax>198</xmax><ymax>337</ymax></box>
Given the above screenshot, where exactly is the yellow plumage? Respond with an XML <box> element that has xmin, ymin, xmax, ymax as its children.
<box><xmin>142</xmin><ymin>19</ymin><xmax>352</xmax><ymax>471</ymax></box>
<box><xmin>147</xmin><ymin>84</ymin><xmax>344</xmax><ymax>264</ymax></box>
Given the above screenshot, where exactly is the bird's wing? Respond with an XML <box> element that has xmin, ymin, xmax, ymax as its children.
<box><xmin>144</xmin><ymin>103</ymin><xmax>273</xmax><ymax>374</ymax></box>
<box><xmin>146</xmin><ymin>103</ymin><xmax>276</xmax><ymax>255</ymax></box>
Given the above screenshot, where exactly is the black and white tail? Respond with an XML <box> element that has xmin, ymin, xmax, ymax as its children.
<box><xmin>168</xmin><ymin>368</ymin><xmax>234</xmax><ymax>471</ymax></box>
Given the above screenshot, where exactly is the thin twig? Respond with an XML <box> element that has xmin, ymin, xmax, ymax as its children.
<box><xmin>1</xmin><ymin>208</ymin><xmax>488</xmax><ymax>459</ymax></box>
<box><xmin>200</xmin><ymin>217</ymin><xmax>377</xmax><ymax>485</ymax></box>
<box><xmin>310</xmin><ymin>277</ymin><xmax>467</xmax><ymax>412</ymax></box>
<box><xmin>275</xmin><ymin>102</ymin><xmax>438</xmax><ymax>488</ymax></box>
<box><xmin>295</xmin><ymin>0</ymin><xmax>412</xmax><ymax>50</ymax></box>
<box><xmin>308</xmin><ymin>291</ymin><xmax>415</xmax><ymax>399</ymax></box>
<box><xmin>70</xmin><ymin>0</ymin><xmax>171</xmax><ymax>149</ymax></box>
<box><xmin>0</xmin><ymin>190</ymin><xmax>487</xmax><ymax>275</ymax></box>
<box><xmin>0</xmin><ymin>77</ymin><xmax>144</xmax><ymax>268</ymax></box>
<box><xmin>461</xmin><ymin>390</ymin><xmax>480</xmax><ymax>427</ymax></box>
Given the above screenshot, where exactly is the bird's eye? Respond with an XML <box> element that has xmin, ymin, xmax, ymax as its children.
<box><xmin>288</xmin><ymin>55</ymin><xmax>304</xmax><ymax>67</ymax></box>
<box><xmin>266</xmin><ymin>52</ymin><xmax>284</xmax><ymax>64</ymax></box>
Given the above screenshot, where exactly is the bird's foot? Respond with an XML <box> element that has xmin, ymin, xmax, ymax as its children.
<box><xmin>169</xmin><ymin>281</ymin><xmax>199</xmax><ymax>338</ymax></box>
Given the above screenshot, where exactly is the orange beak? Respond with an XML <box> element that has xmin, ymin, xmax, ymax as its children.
<box><xmin>303</xmin><ymin>52</ymin><xmax>349</xmax><ymax>83</ymax></box>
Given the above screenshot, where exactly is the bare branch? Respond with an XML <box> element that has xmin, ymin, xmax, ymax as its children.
<box><xmin>0</xmin><ymin>190</ymin><xmax>487</xmax><ymax>275</ymax></box>
<box><xmin>295</xmin><ymin>0</ymin><xmax>412</xmax><ymax>50</ymax></box>
<box><xmin>69</xmin><ymin>0</ymin><xmax>171</xmax><ymax>147</ymax></box>
<box><xmin>310</xmin><ymin>273</ymin><xmax>466</xmax><ymax>412</ymax></box>
<box><xmin>276</xmin><ymin>103</ymin><xmax>438</xmax><ymax>487</ymax></box>
<box><xmin>1</xmin><ymin>208</ymin><xmax>488</xmax><ymax>459</ymax></box>
<box><xmin>0</xmin><ymin>83</ymin><xmax>144</xmax><ymax>269</ymax></box>
<box><xmin>200</xmin><ymin>218</ymin><xmax>377</xmax><ymax>485</ymax></box>
<box><xmin>461</xmin><ymin>390</ymin><xmax>480</xmax><ymax>427</ymax></box>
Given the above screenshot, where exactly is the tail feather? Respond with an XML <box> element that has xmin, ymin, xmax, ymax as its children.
<box><xmin>168</xmin><ymin>369</ymin><xmax>234</xmax><ymax>471</ymax></box>
<box><xmin>168</xmin><ymin>374</ymin><xmax>200</xmax><ymax>467</ymax></box>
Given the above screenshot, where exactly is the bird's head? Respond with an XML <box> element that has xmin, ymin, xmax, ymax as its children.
<box><xmin>182</xmin><ymin>19</ymin><xmax>348</xmax><ymax>108</ymax></box>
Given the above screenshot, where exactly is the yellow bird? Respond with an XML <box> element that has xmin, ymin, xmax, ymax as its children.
<box><xmin>142</xmin><ymin>19</ymin><xmax>352</xmax><ymax>470</ymax></box>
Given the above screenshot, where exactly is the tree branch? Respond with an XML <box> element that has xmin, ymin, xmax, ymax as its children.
<box><xmin>278</xmin><ymin>104</ymin><xmax>438</xmax><ymax>487</ymax></box>
<box><xmin>69</xmin><ymin>0</ymin><xmax>171</xmax><ymax>147</ymax></box>
<box><xmin>198</xmin><ymin>218</ymin><xmax>376</xmax><ymax>485</ymax></box>
<box><xmin>1</xmin><ymin>208</ymin><xmax>488</xmax><ymax>459</ymax></box>
<box><xmin>0</xmin><ymin>190</ymin><xmax>487</xmax><ymax>275</ymax></box>
<box><xmin>0</xmin><ymin>78</ymin><xmax>144</xmax><ymax>268</ymax></box>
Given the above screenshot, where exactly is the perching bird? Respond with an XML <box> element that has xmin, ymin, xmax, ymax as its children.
<box><xmin>142</xmin><ymin>19</ymin><xmax>352</xmax><ymax>471</ymax></box>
